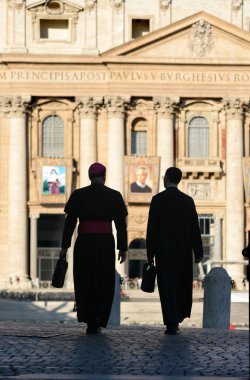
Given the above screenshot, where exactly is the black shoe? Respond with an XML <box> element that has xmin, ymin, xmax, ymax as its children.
<box><xmin>86</xmin><ymin>326</ymin><xmax>101</xmax><ymax>334</ymax></box>
<box><xmin>165</xmin><ymin>328</ymin><xmax>178</xmax><ymax>335</ymax></box>
<box><xmin>165</xmin><ymin>323</ymin><xmax>179</xmax><ymax>335</ymax></box>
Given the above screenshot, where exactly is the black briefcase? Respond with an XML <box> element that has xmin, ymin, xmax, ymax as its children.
<box><xmin>52</xmin><ymin>258</ymin><xmax>68</xmax><ymax>288</ymax></box>
<box><xmin>141</xmin><ymin>263</ymin><xmax>156</xmax><ymax>293</ymax></box>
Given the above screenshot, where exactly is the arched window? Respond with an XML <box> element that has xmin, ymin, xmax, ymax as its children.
<box><xmin>131</xmin><ymin>118</ymin><xmax>147</xmax><ymax>155</ymax></box>
<box><xmin>42</xmin><ymin>115</ymin><xmax>64</xmax><ymax>157</ymax></box>
<box><xmin>188</xmin><ymin>116</ymin><xmax>209</xmax><ymax>158</ymax></box>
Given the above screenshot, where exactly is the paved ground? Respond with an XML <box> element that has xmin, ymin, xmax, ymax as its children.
<box><xmin>0</xmin><ymin>290</ymin><xmax>248</xmax><ymax>379</ymax></box>
<box><xmin>0</xmin><ymin>321</ymin><xmax>249</xmax><ymax>380</ymax></box>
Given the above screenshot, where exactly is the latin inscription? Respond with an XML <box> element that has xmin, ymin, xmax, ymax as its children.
<box><xmin>0</xmin><ymin>69</ymin><xmax>249</xmax><ymax>83</ymax></box>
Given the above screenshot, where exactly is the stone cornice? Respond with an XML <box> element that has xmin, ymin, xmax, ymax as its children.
<box><xmin>0</xmin><ymin>96</ymin><xmax>31</xmax><ymax>118</ymax></box>
<box><xmin>154</xmin><ymin>97</ymin><xmax>179</xmax><ymax>119</ymax></box>
<box><xmin>104</xmin><ymin>96</ymin><xmax>130</xmax><ymax>118</ymax></box>
<box><xmin>76</xmin><ymin>96</ymin><xmax>103</xmax><ymax>119</ymax></box>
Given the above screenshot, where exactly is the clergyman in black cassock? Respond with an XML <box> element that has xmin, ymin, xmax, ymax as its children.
<box><xmin>146</xmin><ymin>167</ymin><xmax>203</xmax><ymax>334</ymax></box>
<box><xmin>60</xmin><ymin>163</ymin><xmax>128</xmax><ymax>333</ymax></box>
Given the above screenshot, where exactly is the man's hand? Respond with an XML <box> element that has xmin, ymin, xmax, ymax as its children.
<box><xmin>118</xmin><ymin>251</ymin><xmax>127</xmax><ymax>264</ymax></box>
<box><xmin>59</xmin><ymin>248</ymin><xmax>67</xmax><ymax>259</ymax></box>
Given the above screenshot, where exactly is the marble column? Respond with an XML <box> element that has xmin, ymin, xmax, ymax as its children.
<box><xmin>224</xmin><ymin>98</ymin><xmax>245</xmax><ymax>286</ymax></box>
<box><xmin>29</xmin><ymin>213</ymin><xmax>39</xmax><ymax>281</ymax></box>
<box><xmin>154</xmin><ymin>97</ymin><xmax>178</xmax><ymax>192</ymax></box>
<box><xmin>105</xmin><ymin>96</ymin><xmax>129</xmax><ymax>275</ymax></box>
<box><xmin>105</xmin><ymin>96</ymin><xmax>129</xmax><ymax>194</ymax></box>
<box><xmin>77</xmin><ymin>97</ymin><xmax>102</xmax><ymax>187</ymax></box>
<box><xmin>8</xmin><ymin>96</ymin><xmax>30</xmax><ymax>285</ymax></box>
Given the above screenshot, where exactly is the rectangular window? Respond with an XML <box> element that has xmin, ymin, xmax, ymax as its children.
<box><xmin>131</xmin><ymin>131</ymin><xmax>147</xmax><ymax>155</ymax></box>
<box><xmin>40</xmin><ymin>19</ymin><xmax>69</xmax><ymax>41</ymax></box>
<box><xmin>132</xmin><ymin>19</ymin><xmax>150</xmax><ymax>39</ymax></box>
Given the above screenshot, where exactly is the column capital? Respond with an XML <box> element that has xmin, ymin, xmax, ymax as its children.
<box><xmin>104</xmin><ymin>96</ymin><xmax>130</xmax><ymax>118</ymax></box>
<box><xmin>223</xmin><ymin>97</ymin><xmax>248</xmax><ymax>120</ymax></box>
<box><xmin>29</xmin><ymin>212</ymin><xmax>40</xmax><ymax>219</ymax></box>
<box><xmin>85</xmin><ymin>0</ymin><xmax>97</xmax><ymax>12</ymax></box>
<box><xmin>110</xmin><ymin>0</ymin><xmax>124</xmax><ymax>11</ymax></box>
<box><xmin>0</xmin><ymin>96</ymin><xmax>30</xmax><ymax>118</ymax></box>
<box><xmin>76</xmin><ymin>96</ymin><xmax>102</xmax><ymax>119</ymax></box>
<box><xmin>7</xmin><ymin>0</ymin><xmax>25</xmax><ymax>10</ymax></box>
<box><xmin>154</xmin><ymin>96</ymin><xmax>179</xmax><ymax>119</ymax></box>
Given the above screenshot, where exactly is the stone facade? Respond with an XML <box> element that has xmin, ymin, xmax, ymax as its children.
<box><xmin>0</xmin><ymin>0</ymin><xmax>249</xmax><ymax>289</ymax></box>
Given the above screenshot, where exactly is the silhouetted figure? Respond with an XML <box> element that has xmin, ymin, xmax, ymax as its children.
<box><xmin>146</xmin><ymin>167</ymin><xmax>203</xmax><ymax>335</ymax></box>
<box><xmin>60</xmin><ymin>163</ymin><xmax>128</xmax><ymax>334</ymax></box>
<box><xmin>242</xmin><ymin>231</ymin><xmax>250</xmax><ymax>282</ymax></box>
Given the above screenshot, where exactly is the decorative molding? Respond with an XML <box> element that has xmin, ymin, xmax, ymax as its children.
<box><xmin>160</xmin><ymin>0</ymin><xmax>171</xmax><ymax>11</ymax></box>
<box><xmin>104</xmin><ymin>96</ymin><xmax>130</xmax><ymax>118</ymax></box>
<box><xmin>188</xmin><ymin>20</ymin><xmax>214</xmax><ymax>57</ymax></box>
<box><xmin>85</xmin><ymin>0</ymin><xmax>97</xmax><ymax>11</ymax></box>
<box><xmin>110</xmin><ymin>0</ymin><xmax>124</xmax><ymax>11</ymax></box>
<box><xmin>0</xmin><ymin>96</ymin><xmax>30</xmax><ymax>117</ymax></box>
<box><xmin>154</xmin><ymin>97</ymin><xmax>179</xmax><ymax>119</ymax></box>
<box><xmin>7</xmin><ymin>0</ymin><xmax>25</xmax><ymax>10</ymax></box>
<box><xmin>187</xmin><ymin>183</ymin><xmax>211</xmax><ymax>198</ymax></box>
<box><xmin>76</xmin><ymin>96</ymin><xmax>102</xmax><ymax>118</ymax></box>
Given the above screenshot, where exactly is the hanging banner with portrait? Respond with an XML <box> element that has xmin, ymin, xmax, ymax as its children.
<box><xmin>124</xmin><ymin>156</ymin><xmax>160</xmax><ymax>203</ymax></box>
<box><xmin>36</xmin><ymin>158</ymin><xmax>73</xmax><ymax>204</ymax></box>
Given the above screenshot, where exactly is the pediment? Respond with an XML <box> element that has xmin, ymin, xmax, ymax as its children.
<box><xmin>102</xmin><ymin>12</ymin><xmax>250</xmax><ymax>63</ymax></box>
<box><xmin>27</xmin><ymin>0</ymin><xmax>83</xmax><ymax>12</ymax></box>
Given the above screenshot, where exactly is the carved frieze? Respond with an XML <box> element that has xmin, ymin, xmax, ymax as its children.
<box><xmin>188</xmin><ymin>20</ymin><xmax>214</xmax><ymax>57</ymax></box>
<box><xmin>187</xmin><ymin>183</ymin><xmax>211</xmax><ymax>198</ymax></box>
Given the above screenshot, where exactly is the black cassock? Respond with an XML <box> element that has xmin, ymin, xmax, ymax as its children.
<box><xmin>146</xmin><ymin>187</ymin><xmax>203</xmax><ymax>326</ymax></box>
<box><xmin>61</xmin><ymin>183</ymin><xmax>127</xmax><ymax>327</ymax></box>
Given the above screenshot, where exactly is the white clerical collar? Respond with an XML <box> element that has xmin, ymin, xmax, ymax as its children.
<box><xmin>166</xmin><ymin>184</ymin><xmax>178</xmax><ymax>189</ymax></box>
<box><xmin>136</xmin><ymin>181</ymin><xmax>147</xmax><ymax>188</ymax></box>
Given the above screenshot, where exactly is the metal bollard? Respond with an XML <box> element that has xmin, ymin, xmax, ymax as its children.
<box><xmin>203</xmin><ymin>267</ymin><xmax>231</xmax><ymax>329</ymax></box>
<box><xmin>108</xmin><ymin>270</ymin><xmax>121</xmax><ymax>326</ymax></box>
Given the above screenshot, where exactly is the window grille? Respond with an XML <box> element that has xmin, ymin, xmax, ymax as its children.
<box><xmin>131</xmin><ymin>131</ymin><xmax>147</xmax><ymax>155</ymax></box>
<box><xmin>188</xmin><ymin>116</ymin><xmax>209</xmax><ymax>158</ymax></box>
<box><xmin>42</xmin><ymin>115</ymin><xmax>64</xmax><ymax>157</ymax></box>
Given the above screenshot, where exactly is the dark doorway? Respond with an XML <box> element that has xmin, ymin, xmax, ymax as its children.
<box><xmin>128</xmin><ymin>238</ymin><xmax>147</xmax><ymax>278</ymax></box>
<box><xmin>37</xmin><ymin>214</ymin><xmax>65</xmax><ymax>282</ymax></box>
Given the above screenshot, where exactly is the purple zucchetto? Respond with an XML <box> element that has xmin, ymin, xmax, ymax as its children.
<box><xmin>88</xmin><ymin>162</ymin><xmax>106</xmax><ymax>179</ymax></box>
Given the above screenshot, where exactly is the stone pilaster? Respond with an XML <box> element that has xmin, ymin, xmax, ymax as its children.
<box><xmin>7</xmin><ymin>96</ymin><xmax>30</xmax><ymax>285</ymax></box>
<box><xmin>29</xmin><ymin>212</ymin><xmax>39</xmax><ymax>281</ymax></box>
<box><xmin>231</xmin><ymin>0</ymin><xmax>243</xmax><ymax>29</ymax></box>
<box><xmin>77</xmin><ymin>97</ymin><xmax>102</xmax><ymax>187</ymax></box>
<box><xmin>110</xmin><ymin>0</ymin><xmax>125</xmax><ymax>47</ymax></box>
<box><xmin>6</xmin><ymin>0</ymin><xmax>27</xmax><ymax>52</ymax></box>
<box><xmin>83</xmin><ymin>0</ymin><xmax>99</xmax><ymax>54</ymax></box>
<box><xmin>224</xmin><ymin>97</ymin><xmax>245</xmax><ymax>286</ymax></box>
<box><xmin>159</xmin><ymin>0</ymin><xmax>172</xmax><ymax>27</ymax></box>
<box><xmin>154</xmin><ymin>97</ymin><xmax>178</xmax><ymax>191</ymax></box>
